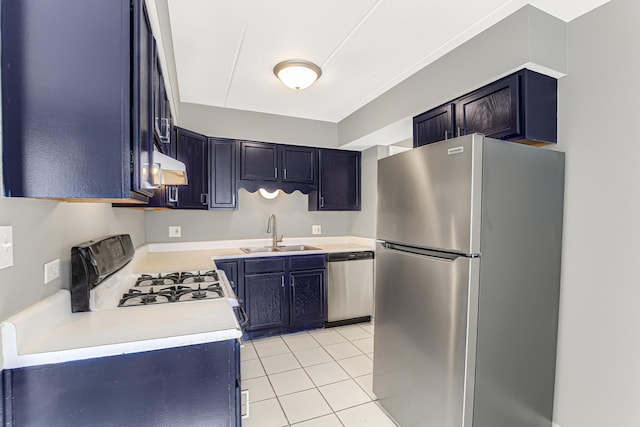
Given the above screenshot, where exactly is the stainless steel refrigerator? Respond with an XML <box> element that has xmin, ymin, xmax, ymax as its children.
<box><xmin>373</xmin><ymin>134</ymin><xmax>564</xmax><ymax>427</ymax></box>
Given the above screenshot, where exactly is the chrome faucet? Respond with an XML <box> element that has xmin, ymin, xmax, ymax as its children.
<box><xmin>266</xmin><ymin>214</ymin><xmax>283</xmax><ymax>248</ymax></box>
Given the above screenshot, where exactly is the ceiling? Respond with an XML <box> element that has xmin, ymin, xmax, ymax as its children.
<box><xmin>165</xmin><ymin>0</ymin><xmax>609</xmax><ymax>123</ymax></box>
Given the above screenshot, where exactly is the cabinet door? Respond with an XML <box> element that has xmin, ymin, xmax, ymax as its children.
<box><xmin>455</xmin><ymin>74</ymin><xmax>520</xmax><ymax>140</ymax></box>
<box><xmin>133</xmin><ymin>1</ymin><xmax>156</xmax><ymax>195</ymax></box>
<box><xmin>209</xmin><ymin>138</ymin><xmax>237</xmax><ymax>209</ymax></box>
<box><xmin>245</xmin><ymin>273</ymin><xmax>287</xmax><ymax>331</ymax></box>
<box><xmin>290</xmin><ymin>270</ymin><xmax>325</xmax><ymax>325</ymax></box>
<box><xmin>239</xmin><ymin>141</ymin><xmax>278</xmax><ymax>181</ymax></box>
<box><xmin>152</xmin><ymin>50</ymin><xmax>162</xmax><ymax>144</ymax></box>
<box><xmin>217</xmin><ymin>259</ymin><xmax>241</xmax><ymax>299</ymax></box>
<box><xmin>8</xmin><ymin>341</ymin><xmax>237</xmax><ymax>426</ymax></box>
<box><xmin>313</xmin><ymin>149</ymin><xmax>361</xmax><ymax>211</ymax></box>
<box><xmin>282</xmin><ymin>146</ymin><xmax>316</xmax><ymax>184</ymax></box>
<box><xmin>413</xmin><ymin>103</ymin><xmax>455</xmax><ymax>147</ymax></box>
<box><xmin>176</xmin><ymin>128</ymin><xmax>208</xmax><ymax>209</ymax></box>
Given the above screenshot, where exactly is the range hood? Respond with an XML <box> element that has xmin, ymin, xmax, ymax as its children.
<box><xmin>153</xmin><ymin>151</ymin><xmax>188</xmax><ymax>185</ymax></box>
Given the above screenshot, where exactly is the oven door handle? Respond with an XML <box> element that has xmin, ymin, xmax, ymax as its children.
<box><xmin>235</xmin><ymin>306</ymin><xmax>250</xmax><ymax>329</ymax></box>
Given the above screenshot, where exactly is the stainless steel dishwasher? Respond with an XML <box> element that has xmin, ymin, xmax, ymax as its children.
<box><xmin>325</xmin><ymin>251</ymin><xmax>375</xmax><ymax>327</ymax></box>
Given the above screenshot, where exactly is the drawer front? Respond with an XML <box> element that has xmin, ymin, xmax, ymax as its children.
<box><xmin>289</xmin><ymin>255</ymin><xmax>326</xmax><ymax>271</ymax></box>
<box><xmin>244</xmin><ymin>257</ymin><xmax>285</xmax><ymax>274</ymax></box>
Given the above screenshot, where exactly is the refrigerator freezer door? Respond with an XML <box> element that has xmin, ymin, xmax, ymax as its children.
<box><xmin>373</xmin><ymin>242</ymin><xmax>478</xmax><ymax>427</ymax></box>
<box><xmin>377</xmin><ymin>134</ymin><xmax>482</xmax><ymax>254</ymax></box>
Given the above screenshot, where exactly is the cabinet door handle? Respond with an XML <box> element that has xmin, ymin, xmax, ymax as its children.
<box><xmin>232</xmin><ymin>193</ymin><xmax>236</xmax><ymax>205</ymax></box>
<box><xmin>457</xmin><ymin>126</ymin><xmax>461</xmax><ymax>137</ymax></box>
<box><xmin>284</xmin><ymin>168</ymin><xmax>287</xmax><ymax>180</ymax></box>
<box><xmin>155</xmin><ymin>117</ymin><xmax>170</xmax><ymax>142</ymax></box>
<box><xmin>320</xmin><ymin>196</ymin><xmax>324</xmax><ymax>208</ymax></box>
<box><xmin>444</xmin><ymin>130</ymin><xmax>449</xmax><ymax>140</ymax></box>
<box><xmin>275</xmin><ymin>168</ymin><xmax>278</xmax><ymax>179</ymax></box>
<box><xmin>200</xmin><ymin>193</ymin><xmax>208</xmax><ymax>205</ymax></box>
<box><xmin>281</xmin><ymin>276</ymin><xmax>284</xmax><ymax>288</ymax></box>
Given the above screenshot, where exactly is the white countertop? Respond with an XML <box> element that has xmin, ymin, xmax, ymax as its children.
<box><xmin>134</xmin><ymin>235</ymin><xmax>375</xmax><ymax>273</ymax></box>
<box><xmin>0</xmin><ymin>235</ymin><xmax>375</xmax><ymax>370</ymax></box>
<box><xmin>1</xmin><ymin>290</ymin><xmax>241</xmax><ymax>369</ymax></box>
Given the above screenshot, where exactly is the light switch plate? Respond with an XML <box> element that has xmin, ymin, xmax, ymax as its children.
<box><xmin>0</xmin><ymin>226</ymin><xmax>14</xmax><ymax>270</ymax></box>
<box><xmin>312</xmin><ymin>225</ymin><xmax>322</xmax><ymax>235</ymax></box>
<box><xmin>169</xmin><ymin>226</ymin><xmax>182</xmax><ymax>238</ymax></box>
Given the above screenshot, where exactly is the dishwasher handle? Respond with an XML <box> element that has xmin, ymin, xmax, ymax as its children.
<box><xmin>327</xmin><ymin>251</ymin><xmax>374</xmax><ymax>262</ymax></box>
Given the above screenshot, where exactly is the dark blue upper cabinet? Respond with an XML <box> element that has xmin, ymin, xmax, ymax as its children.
<box><xmin>456</xmin><ymin>70</ymin><xmax>557</xmax><ymax>144</ymax></box>
<box><xmin>309</xmin><ymin>149</ymin><xmax>361</xmax><ymax>211</ymax></box>
<box><xmin>153</xmin><ymin>52</ymin><xmax>173</xmax><ymax>155</ymax></box>
<box><xmin>282</xmin><ymin>146</ymin><xmax>316</xmax><ymax>185</ymax></box>
<box><xmin>413</xmin><ymin>103</ymin><xmax>455</xmax><ymax>147</ymax></box>
<box><xmin>455</xmin><ymin>73</ymin><xmax>521</xmax><ymax>140</ymax></box>
<box><xmin>239</xmin><ymin>141</ymin><xmax>279</xmax><ymax>182</ymax></box>
<box><xmin>237</xmin><ymin>141</ymin><xmax>317</xmax><ymax>194</ymax></box>
<box><xmin>1</xmin><ymin>0</ymin><xmax>156</xmax><ymax>201</ymax></box>
<box><xmin>176</xmin><ymin>128</ymin><xmax>209</xmax><ymax>209</ymax></box>
<box><xmin>209</xmin><ymin>138</ymin><xmax>237</xmax><ymax>210</ymax></box>
<box><xmin>414</xmin><ymin>69</ymin><xmax>557</xmax><ymax>147</ymax></box>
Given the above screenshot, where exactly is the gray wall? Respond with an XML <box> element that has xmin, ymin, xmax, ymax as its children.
<box><xmin>0</xmin><ymin>198</ymin><xmax>145</xmax><ymax>322</ymax></box>
<box><xmin>553</xmin><ymin>0</ymin><xmax>640</xmax><ymax>426</ymax></box>
<box><xmin>145</xmin><ymin>189</ymin><xmax>358</xmax><ymax>243</ymax></box>
<box><xmin>177</xmin><ymin>103</ymin><xmax>339</xmax><ymax>148</ymax></box>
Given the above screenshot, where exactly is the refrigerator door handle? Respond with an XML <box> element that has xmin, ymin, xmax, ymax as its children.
<box><xmin>381</xmin><ymin>241</ymin><xmax>467</xmax><ymax>261</ymax></box>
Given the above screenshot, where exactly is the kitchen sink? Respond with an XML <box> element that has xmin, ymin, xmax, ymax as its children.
<box><xmin>240</xmin><ymin>245</ymin><xmax>321</xmax><ymax>254</ymax></box>
<box><xmin>277</xmin><ymin>245</ymin><xmax>321</xmax><ymax>252</ymax></box>
<box><xmin>240</xmin><ymin>247</ymin><xmax>282</xmax><ymax>253</ymax></box>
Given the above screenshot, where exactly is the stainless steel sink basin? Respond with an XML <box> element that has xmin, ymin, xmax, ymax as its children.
<box><xmin>239</xmin><ymin>245</ymin><xmax>321</xmax><ymax>254</ymax></box>
<box><xmin>240</xmin><ymin>246</ymin><xmax>282</xmax><ymax>254</ymax></box>
<box><xmin>277</xmin><ymin>245</ymin><xmax>321</xmax><ymax>252</ymax></box>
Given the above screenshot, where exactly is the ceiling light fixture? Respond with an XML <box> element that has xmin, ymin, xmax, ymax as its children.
<box><xmin>273</xmin><ymin>60</ymin><xmax>322</xmax><ymax>90</ymax></box>
<box><xmin>259</xmin><ymin>188</ymin><xmax>280</xmax><ymax>200</ymax></box>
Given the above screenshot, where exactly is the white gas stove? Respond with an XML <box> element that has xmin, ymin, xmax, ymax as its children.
<box><xmin>70</xmin><ymin>235</ymin><xmax>240</xmax><ymax>315</ymax></box>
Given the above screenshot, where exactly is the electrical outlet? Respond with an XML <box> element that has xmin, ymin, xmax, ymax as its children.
<box><xmin>0</xmin><ymin>226</ymin><xmax>14</xmax><ymax>270</ymax></box>
<box><xmin>169</xmin><ymin>226</ymin><xmax>182</xmax><ymax>238</ymax></box>
<box><xmin>312</xmin><ymin>225</ymin><xmax>322</xmax><ymax>235</ymax></box>
<box><xmin>44</xmin><ymin>259</ymin><xmax>60</xmax><ymax>284</ymax></box>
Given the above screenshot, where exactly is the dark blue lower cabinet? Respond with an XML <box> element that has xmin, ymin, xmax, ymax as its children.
<box><xmin>243</xmin><ymin>255</ymin><xmax>327</xmax><ymax>339</ymax></box>
<box><xmin>245</xmin><ymin>273</ymin><xmax>288</xmax><ymax>331</ymax></box>
<box><xmin>3</xmin><ymin>340</ymin><xmax>240</xmax><ymax>427</ymax></box>
<box><xmin>290</xmin><ymin>269</ymin><xmax>325</xmax><ymax>325</ymax></box>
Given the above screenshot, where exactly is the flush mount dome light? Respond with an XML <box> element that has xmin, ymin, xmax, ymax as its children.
<box><xmin>273</xmin><ymin>60</ymin><xmax>322</xmax><ymax>90</ymax></box>
<box><xmin>259</xmin><ymin>188</ymin><xmax>280</xmax><ymax>200</ymax></box>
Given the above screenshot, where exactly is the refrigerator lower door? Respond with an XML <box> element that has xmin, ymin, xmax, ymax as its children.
<box><xmin>373</xmin><ymin>242</ymin><xmax>479</xmax><ymax>427</ymax></box>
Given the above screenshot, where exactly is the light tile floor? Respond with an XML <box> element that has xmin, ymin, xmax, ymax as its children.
<box><xmin>241</xmin><ymin>322</ymin><xmax>397</xmax><ymax>427</ymax></box>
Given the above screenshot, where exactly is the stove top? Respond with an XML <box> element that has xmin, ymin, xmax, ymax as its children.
<box><xmin>118</xmin><ymin>270</ymin><xmax>229</xmax><ymax>308</ymax></box>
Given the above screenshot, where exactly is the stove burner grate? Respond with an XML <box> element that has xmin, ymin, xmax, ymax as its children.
<box><xmin>119</xmin><ymin>274</ymin><xmax>226</xmax><ymax>307</ymax></box>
